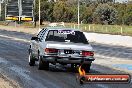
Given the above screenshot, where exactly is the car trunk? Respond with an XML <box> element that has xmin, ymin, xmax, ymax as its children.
<box><xmin>44</xmin><ymin>41</ymin><xmax>93</xmax><ymax>51</ymax></box>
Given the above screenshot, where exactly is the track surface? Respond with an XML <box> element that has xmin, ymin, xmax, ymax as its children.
<box><xmin>0</xmin><ymin>30</ymin><xmax>131</xmax><ymax>88</ymax></box>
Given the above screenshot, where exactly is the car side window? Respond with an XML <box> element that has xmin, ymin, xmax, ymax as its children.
<box><xmin>37</xmin><ymin>28</ymin><xmax>47</xmax><ymax>40</ymax></box>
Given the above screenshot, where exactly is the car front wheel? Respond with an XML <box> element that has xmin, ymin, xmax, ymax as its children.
<box><xmin>29</xmin><ymin>51</ymin><xmax>35</xmax><ymax>66</ymax></box>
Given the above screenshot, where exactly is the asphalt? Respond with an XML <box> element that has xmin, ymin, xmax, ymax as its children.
<box><xmin>0</xmin><ymin>30</ymin><xmax>131</xmax><ymax>88</ymax></box>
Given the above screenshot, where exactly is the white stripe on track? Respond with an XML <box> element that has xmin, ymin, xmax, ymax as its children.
<box><xmin>0</xmin><ymin>34</ymin><xmax>30</xmax><ymax>43</ymax></box>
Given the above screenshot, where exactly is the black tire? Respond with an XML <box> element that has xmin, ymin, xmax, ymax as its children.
<box><xmin>29</xmin><ymin>52</ymin><xmax>35</xmax><ymax>66</ymax></box>
<box><xmin>81</xmin><ymin>63</ymin><xmax>91</xmax><ymax>73</ymax></box>
<box><xmin>38</xmin><ymin>56</ymin><xmax>49</xmax><ymax>70</ymax></box>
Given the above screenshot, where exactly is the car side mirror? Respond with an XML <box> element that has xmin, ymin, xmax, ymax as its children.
<box><xmin>31</xmin><ymin>37</ymin><xmax>39</xmax><ymax>41</ymax></box>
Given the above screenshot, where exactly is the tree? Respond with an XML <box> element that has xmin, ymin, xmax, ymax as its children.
<box><xmin>33</xmin><ymin>0</ymin><xmax>130</xmax><ymax>25</ymax></box>
<box><xmin>113</xmin><ymin>3</ymin><xmax>126</xmax><ymax>25</ymax></box>
<box><xmin>93</xmin><ymin>3</ymin><xmax>117</xmax><ymax>25</ymax></box>
<box><xmin>123</xmin><ymin>3</ymin><xmax>132</xmax><ymax>25</ymax></box>
<box><xmin>34</xmin><ymin>0</ymin><xmax>54</xmax><ymax>24</ymax></box>
<box><xmin>53</xmin><ymin>1</ymin><xmax>66</xmax><ymax>22</ymax></box>
<box><xmin>1</xmin><ymin>3</ymin><xmax>5</xmax><ymax>21</ymax></box>
<box><xmin>53</xmin><ymin>1</ymin><xmax>76</xmax><ymax>22</ymax></box>
<box><xmin>80</xmin><ymin>4</ymin><xmax>96</xmax><ymax>24</ymax></box>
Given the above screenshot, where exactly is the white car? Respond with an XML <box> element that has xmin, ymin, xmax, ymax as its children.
<box><xmin>28</xmin><ymin>27</ymin><xmax>95</xmax><ymax>72</ymax></box>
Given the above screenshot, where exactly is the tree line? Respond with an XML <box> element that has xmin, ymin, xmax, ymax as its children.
<box><xmin>1</xmin><ymin>0</ymin><xmax>132</xmax><ymax>25</ymax></box>
<box><xmin>34</xmin><ymin>0</ymin><xmax>132</xmax><ymax>25</ymax></box>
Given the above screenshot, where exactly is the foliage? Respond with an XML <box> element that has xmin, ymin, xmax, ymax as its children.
<box><xmin>0</xmin><ymin>3</ymin><xmax>5</xmax><ymax>21</ymax></box>
<box><xmin>1</xmin><ymin>0</ymin><xmax>131</xmax><ymax>25</ymax></box>
<box><xmin>123</xmin><ymin>4</ymin><xmax>132</xmax><ymax>25</ymax></box>
<box><xmin>34</xmin><ymin>0</ymin><xmax>54</xmax><ymax>22</ymax></box>
<box><xmin>92</xmin><ymin>4</ymin><xmax>117</xmax><ymax>25</ymax></box>
<box><xmin>112</xmin><ymin>3</ymin><xmax>132</xmax><ymax>25</ymax></box>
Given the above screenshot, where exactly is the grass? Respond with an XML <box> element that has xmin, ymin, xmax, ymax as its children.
<box><xmin>65</xmin><ymin>23</ymin><xmax>132</xmax><ymax>36</ymax></box>
<box><xmin>0</xmin><ymin>21</ymin><xmax>132</xmax><ymax>36</ymax></box>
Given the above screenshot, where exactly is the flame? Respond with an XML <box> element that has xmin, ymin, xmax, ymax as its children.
<box><xmin>78</xmin><ymin>66</ymin><xmax>86</xmax><ymax>76</ymax></box>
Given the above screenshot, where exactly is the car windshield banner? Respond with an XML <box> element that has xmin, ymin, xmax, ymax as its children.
<box><xmin>58</xmin><ymin>30</ymin><xmax>75</xmax><ymax>35</ymax></box>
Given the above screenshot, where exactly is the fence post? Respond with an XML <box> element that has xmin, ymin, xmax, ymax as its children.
<box><xmin>89</xmin><ymin>25</ymin><xmax>91</xmax><ymax>31</ymax></box>
<box><xmin>71</xmin><ymin>25</ymin><xmax>72</xmax><ymax>28</ymax></box>
<box><xmin>102</xmin><ymin>26</ymin><xmax>103</xmax><ymax>32</ymax></box>
<box><xmin>85</xmin><ymin>26</ymin><xmax>86</xmax><ymax>31</ymax></box>
<box><xmin>106</xmin><ymin>27</ymin><xmax>108</xmax><ymax>32</ymax></box>
<box><xmin>121</xmin><ymin>26</ymin><xmax>123</xmax><ymax>34</ymax></box>
<box><xmin>74</xmin><ymin>24</ymin><xmax>75</xmax><ymax>29</ymax></box>
<box><xmin>92</xmin><ymin>26</ymin><xmax>95</xmax><ymax>32</ymax></box>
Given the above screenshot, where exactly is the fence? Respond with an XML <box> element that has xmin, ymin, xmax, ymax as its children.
<box><xmin>0</xmin><ymin>21</ymin><xmax>131</xmax><ymax>36</ymax></box>
<box><xmin>66</xmin><ymin>23</ymin><xmax>132</xmax><ymax>36</ymax></box>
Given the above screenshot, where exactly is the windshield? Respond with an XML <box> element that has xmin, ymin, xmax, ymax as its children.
<box><xmin>45</xmin><ymin>30</ymin><xmax>88</xmax><ymax>44</ymax></box>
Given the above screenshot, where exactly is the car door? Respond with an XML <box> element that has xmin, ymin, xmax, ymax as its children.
<box><xmin>31</xmin><ymin>37</ymin><xmax>39</xmax><ymax>57</ymax></box>
<box><xmin>32</xmin><ymin>28</ymin><xmax>47</xmax><ymax>57</ymax></box>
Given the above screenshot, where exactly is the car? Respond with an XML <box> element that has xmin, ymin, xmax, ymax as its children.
<box><xmin>28</xmin><ymin>27</ymin><xmax>95</xmax><ymax>72</ymax></box>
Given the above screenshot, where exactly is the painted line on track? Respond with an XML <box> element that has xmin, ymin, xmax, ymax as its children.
<box><xmin>0</xmin><ymin>34</ymin><xmax>30</xmax><ymax>43</ymax></box>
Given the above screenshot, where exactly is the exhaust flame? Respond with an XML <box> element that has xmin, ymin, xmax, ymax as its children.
<box><xmin>78</xmin><ymin>66</ymin><xmax>86</xmax><ymax>76</ymax></box>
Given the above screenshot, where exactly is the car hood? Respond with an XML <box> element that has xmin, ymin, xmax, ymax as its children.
<box><xmin>41</xmin><ymin>41</ymin><xmax>93</xmax><ymax>51</ymax></box>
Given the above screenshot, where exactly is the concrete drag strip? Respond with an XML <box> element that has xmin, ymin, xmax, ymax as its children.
<box><xmin>0</xmin><ymin>33</ymin><xmax>131</xmax><ymax>73</ymax></box>
<box><xmin>10</xmin><ymin>66</ymin><xmax>31</xmax><ymax>81</ymax></box>
<box><xmin>9</xmin><ymin>66</ymin><xmax>48</xmax><ymax>88</ymax></box>
<box><xmin>0</xmin><ymin>34</ymin><xmax>30</xmax><ymax>43</ymax></box>
<box><xmin>0</xmin><ymin>57</ymin><xmax>60</xmax><ymax>88</ymax></box>
<box><xmin>0</xmin><ymin>57</ymin><xmax>20</xmax><ymax>88</ymax></box>
<box><xmin>0</xmin><ymin>57</ymin><xmax>8</xmax><ymax>64</ymax></box>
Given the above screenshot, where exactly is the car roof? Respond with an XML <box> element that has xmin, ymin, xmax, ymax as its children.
<box><xmin>45</xmin><ymin>27</ymin><xmax>81</xmax><ymax>31</ymax></box>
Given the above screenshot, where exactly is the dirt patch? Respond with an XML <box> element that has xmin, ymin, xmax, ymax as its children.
<box><xmin>0</xmin><ymin>25</ymin><xmax>38</xmax><ymax>35</ymax></box>
<box><xmin>0</xmin><ymin>74</ymin><xmax>20</xmax><ymax>88</ymax></box>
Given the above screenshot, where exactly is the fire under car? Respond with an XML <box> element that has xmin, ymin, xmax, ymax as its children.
<box><xmin>28</xmin><ymin>27</ymin><xmax>95</xmax><ymax>72</ymax></box>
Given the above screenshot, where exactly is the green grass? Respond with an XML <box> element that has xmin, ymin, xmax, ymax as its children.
<box><xmin>0</xmin><ymin>21</ymin><xmax>132</xmax><ymax>36</ymax></box>
<box><xmin>65</xmin><ymin>23</ymin><xmax>132</xmax><ymax>36</ymax></box>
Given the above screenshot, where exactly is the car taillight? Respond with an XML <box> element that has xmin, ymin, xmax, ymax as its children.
<box><xmin>45</xmin><ymin>48</ymin><xmax>58</xmax><ymax>53</ymax></box>
<box><xmin>82</xmin><ymin>51</ymin><xmax>94</xmax><ymax>56</ymax></box>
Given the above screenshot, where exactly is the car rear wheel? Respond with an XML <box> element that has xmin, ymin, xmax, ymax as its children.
<box><xmin>81</xmin><ymin>64</ymin><xmax>91</xmax><ymax>73</ymax></box>
<box><xmin>38</xmin><ymin>56</ymin><xmax>49</xmax><ymax>70</ymax></box>
<box><xmin>29</xmin><ymin>52</ymin><xmax>35</xmax><ymax>66</ymax></box>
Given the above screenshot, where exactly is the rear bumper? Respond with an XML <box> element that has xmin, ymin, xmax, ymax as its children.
<box><xmin>40</xmin><ymin>55</ymin><xmax>95</xmax><ymax>64</ymax></box>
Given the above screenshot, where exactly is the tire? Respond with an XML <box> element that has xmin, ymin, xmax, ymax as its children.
<box><xmin>29</xmin><ymin>51</ymin><xmax>35</xmax><ymax>66</ymax></box>
<box><xmin>38</xmin><ymin>56</ymin><xmax>49</xmax><ymax>70</ymax></box>
<box><xmin>81</xmin><ymin>63</ymin><xmax>91</xmax><ymax>73</ymax></box>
